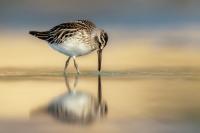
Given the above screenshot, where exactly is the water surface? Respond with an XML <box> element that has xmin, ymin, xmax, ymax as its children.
<box><xmin>0</xmin><ymin>69</ymin><xmax>200</xmax><ymax>132</ymax></box>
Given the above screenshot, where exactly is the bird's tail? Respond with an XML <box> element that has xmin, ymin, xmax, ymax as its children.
<box><xmin>29</xmin><ymin>31</ymin><xmax>49</xmax><ymax>40</ymax></box>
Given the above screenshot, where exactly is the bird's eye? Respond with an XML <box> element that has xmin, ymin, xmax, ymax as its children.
<box><xmin>104</xmin><ymin>33</ymin><xmax>108</xmax><ymax>43</ymax></box>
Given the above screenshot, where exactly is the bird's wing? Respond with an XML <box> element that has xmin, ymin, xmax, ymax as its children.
<box><xmin>47</xmin><ymin>20</ymin><xmax>96</xmax><ymax>44</ymax></box>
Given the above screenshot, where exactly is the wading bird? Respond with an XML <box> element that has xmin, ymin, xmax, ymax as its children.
<box><xmin>29</xmin><ymin>20</ymin><xmax>108</xmax><ymax>73</ymax></box>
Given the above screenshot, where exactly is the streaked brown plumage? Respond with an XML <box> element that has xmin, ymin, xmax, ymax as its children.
<box><xmin>29</xmin><ymin>20</ymin><xmax>108</xmax><ymax>73</ymax></box>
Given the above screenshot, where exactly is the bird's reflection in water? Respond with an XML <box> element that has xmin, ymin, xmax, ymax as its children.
<box><xmin>47</xmin><ymin>73</ymin><xmax>108</xmax><ymax>124</ymax></box>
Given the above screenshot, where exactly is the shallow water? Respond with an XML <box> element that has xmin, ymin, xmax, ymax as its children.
<box><xmin>0</xmin><ymin>69</ymin><xmax>200</xmax><ymax>133</ymax></box>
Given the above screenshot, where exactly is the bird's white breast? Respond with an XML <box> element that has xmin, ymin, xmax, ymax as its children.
<box><xmin>49</xmin><ymin>39</ymin><xmax>94</xmax><ymax>57</ymax></box>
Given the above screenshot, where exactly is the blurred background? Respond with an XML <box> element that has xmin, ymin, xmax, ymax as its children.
<box><xmin>1</xmin><ymin>0</ymin><xmax>200</xmax><ymax>133</ymax></box>
<box><xmin>1</xmin><ymin>0</ymin><xmax>200</xmax><ymax>70</ymax></box>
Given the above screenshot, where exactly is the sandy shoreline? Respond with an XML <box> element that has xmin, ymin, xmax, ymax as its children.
<box><xmin>1</xmin><ymin>33</ymin><xmax>200</xmax><ymax>71</ymax></box>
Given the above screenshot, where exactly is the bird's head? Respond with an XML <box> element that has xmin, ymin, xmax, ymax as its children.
<box><xmin>96</xmin><ymin>30</ymin><xmax>108</xmax><ymax>50</ymax></box>
<box><xmin>94</xmin><ymin>29</ymin><xmax>108</xmax><ymax>72</ymax></box>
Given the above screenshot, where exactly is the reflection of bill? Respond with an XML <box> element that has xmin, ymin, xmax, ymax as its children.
<box><xmin>47</xmin><ymin>74</ymin><xmax>108</xmax><ymax>124</ymax></box>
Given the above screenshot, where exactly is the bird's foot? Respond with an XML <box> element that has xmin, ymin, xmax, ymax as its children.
<box><xmin>97</xmin><ymin>71</ymin><xmax>101</xmax><ymax>75</ymax></box>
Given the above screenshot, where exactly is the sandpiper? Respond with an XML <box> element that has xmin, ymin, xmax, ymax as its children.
<box><xmin>29</xmin><ymin>20</ymin><xmax>108</xmax><ymax>73</ymax></box>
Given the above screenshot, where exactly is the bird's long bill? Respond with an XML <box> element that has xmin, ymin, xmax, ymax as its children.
<box><xmin>97</xmin><ymin>49</ymin><xmax>102</xmax><ymax>72</ymax></box>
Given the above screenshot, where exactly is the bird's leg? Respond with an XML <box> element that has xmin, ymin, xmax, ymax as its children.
<box><xmin>64</xmin><ymin>72</ymin><xmax>71</xmax><ymax>92</ymax></box>
<box><xmin>64</xmin><ymin>57</ymin><xmax>71</xmax><ymax>73</ymax></box>
<box><xmin>73</xmin><ymin>73</ymin><xmax>79</xmax><ymax>89</ymax></box>
<box><xmin>73</xmin><ymin>56</ymin><xmax>80</xmax><ymax>74</ymax></box>
<box><xmin>64</xmin><ymin>70</ymin><xmax>79</xmax><ymax>92</ymax></box>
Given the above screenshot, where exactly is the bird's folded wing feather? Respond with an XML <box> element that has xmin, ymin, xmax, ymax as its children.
<box><xmin>46</xmin><ymin>20</ymin><xmax>96</xmax><ymax>44</ymax></box>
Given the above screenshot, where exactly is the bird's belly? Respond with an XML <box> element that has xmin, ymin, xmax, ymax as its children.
<box><xmin>49</xmin><ymin>41</ymin><xmax>95</xmax><ymax>57</ymax></box>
